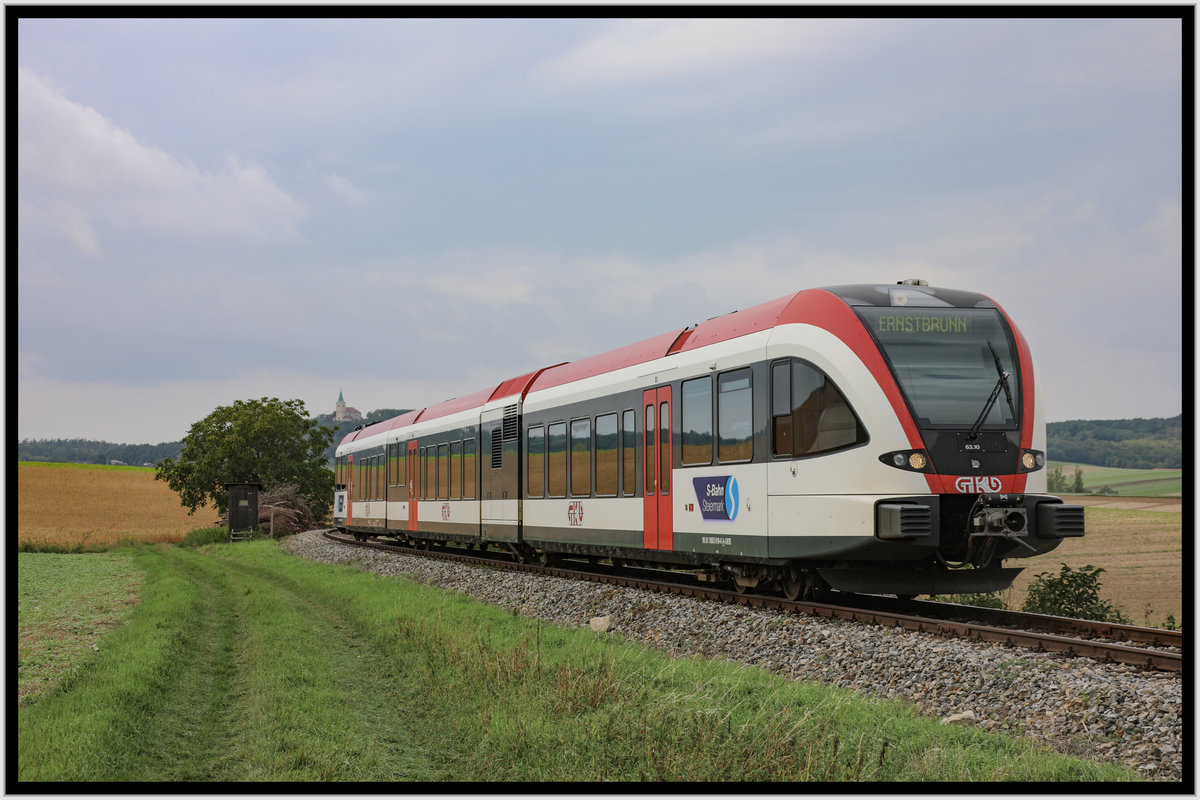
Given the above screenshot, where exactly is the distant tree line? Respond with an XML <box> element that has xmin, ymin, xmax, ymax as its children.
<box><xmin>1047</xmin><ymin>414</ymin><xmax>1181</xmax><ymax>469</ymax></box>
<box><xmin>17</xmin><ymin>438</ymin><xmax>183</xmax><ymax>466</ymax></box>
<box><xmin>20</xmin><ymin>412</ymin><xmax>1181</xmax><ymax>471</ymax></box>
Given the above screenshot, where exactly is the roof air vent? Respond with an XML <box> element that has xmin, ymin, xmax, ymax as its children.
<box><xmin>898</xmin><ymin>278</ymin><xmax>929</xmax><ymax>286</ymax></box>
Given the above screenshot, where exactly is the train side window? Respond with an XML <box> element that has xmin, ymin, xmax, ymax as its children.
<box><xmin>644</xmin><ymin>404</ymin><xmax>655</xmax><ymax>495</ymax></box>
<box><xmin>682</xmin><ymin>376</ymin><xmax>713</xmax><ymax>465</ymax></box>
<box><xmin>718</xmin><ymin>368</ymin><xmax>753</xmax><ymax>463</ymax></box>
<box><xmin>463</xmin><ymin>439</ymin><xmax>476</xmax><ymax>499</ymax></box>
<box><xmin>772</xmin><ymin>360</ymin><xmax>869</xmax><ymax>457</ymax></box>
<box><xmin>595</xmin><ymin>413</ymin><xmax>618</xmax><ymax>497</ymax></box>
<box><xmin>570</xmin><ymin>418</ymin><xmax>592</xmax><ymax>496</ymax></box>
<box><xmin>527</xmin><ymin>426</ymin><xmax>545</xmax><ymax>498</ymax></box>
<box><xmin>547</xmin><ymin>422</ymin><xmax>567</xmax><ymax>498</ymax></box>
<box><xmin>659</xmin><ymin>402</ymin><xmax>670</xmax><ymax>495</ymax></box>
<box><xmin>423</xmin><ymin>447</ymin><xmax>433</xmax><ymax>500</ymax></box>
<box><xmin>397</xmin><ymin>447</ymin><xmax>407</xmax><ymax>501</ymax></box>
<box><xmin>621</xmin><ymin>409</ymin><xmax>636</xmax><ymax>496</ymax></box>
<box><xmin>438</xmin><ymin>443</ymin><xmax>450</xmax><ymax>500</ymax></box>
<box><xmin>450</xmin><ymin>440</ymin><xmax>462</xmax><ymax>500</ymax></box>
<box><xmin>772</xmin><ymin>362</ymin><xmax>793</xmax><ymax>456</ymax></box>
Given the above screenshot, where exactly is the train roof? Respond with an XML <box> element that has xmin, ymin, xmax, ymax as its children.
<box><xmin>336</xmin><ymin>281</ymin><xmax>994</xmax><ymax>448</ymax></box>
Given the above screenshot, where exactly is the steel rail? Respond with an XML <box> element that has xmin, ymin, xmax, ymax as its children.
<box><xmin>838</xmin><ymin>594</ymin><xmax>1183</xmax><ymax>649</ymax></box>
<box><xmin>318</xmin><ymin>530</ymin><xmax>1182</xmax><ymax>673</ymax></box>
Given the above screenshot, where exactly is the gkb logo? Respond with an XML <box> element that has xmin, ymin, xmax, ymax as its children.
<box><xmin>692</xmin><ymin>476</ymin><xmax>740</xmax><ymax>521</ymax></box>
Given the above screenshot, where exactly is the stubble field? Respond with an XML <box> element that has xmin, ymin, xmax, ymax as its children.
<box><xmin>1002</xmin><ymin>498</ymin><xmax>1183</xmax><ymax>626</ymax></box>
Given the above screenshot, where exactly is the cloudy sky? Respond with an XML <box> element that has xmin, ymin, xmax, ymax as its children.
<box><xmin>16</xmin><ymin>15</ymin><xmax>1185</xmax><ymax>444</ymax></box>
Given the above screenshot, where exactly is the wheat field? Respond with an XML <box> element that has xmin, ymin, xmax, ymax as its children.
<box><xmin>17</xmin><ymin>463</ymin><xmax>218</xmax><ymax>548</ymax></box>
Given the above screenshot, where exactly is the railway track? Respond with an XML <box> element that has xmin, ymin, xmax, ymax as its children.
<box><xmin>320</xmin><ymin>530</ymin><xmax>1182</xmax><ymax>673</ymax></box>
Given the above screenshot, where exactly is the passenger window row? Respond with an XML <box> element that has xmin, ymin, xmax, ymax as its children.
<box><xmin>336</xmin><ymin>360</ymin><xmax>868</xmax><ymax>511</ymax></box>
<box><xmin>419</xmin><ymin>439</ymin><xmax>477</xmax><ymax>501</ymax></box>
<box><xmin>527</xmin><ymin>410</ymin><xmax>637</xmax><ymax>499</ymax></box>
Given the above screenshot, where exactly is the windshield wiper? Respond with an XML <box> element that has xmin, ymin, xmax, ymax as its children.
<box><xmin>966</xmin><ymin>340</ymin><xmax>1017</xmax><ymax>440</ymax></box>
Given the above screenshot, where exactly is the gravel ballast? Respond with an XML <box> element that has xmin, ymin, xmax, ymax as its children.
<box><xmin>282</xmin><ymin>531</ymin><xmax>1183</xmax><ymax>782</ymax></box>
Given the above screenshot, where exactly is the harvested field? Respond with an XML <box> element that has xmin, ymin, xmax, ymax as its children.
<box><xmin>17</xmin><ymin>463</ymin><xmax>217</xmax><ymax>549</ymax></box>
<box><xmin>1003</xmin><ymin>503</ymin><xmax>1183</xmax><ymax>626</ymax></box>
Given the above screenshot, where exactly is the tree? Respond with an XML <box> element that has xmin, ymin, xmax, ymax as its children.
<box><xmin>156</xmin><ymin>397</ymin><xmax>334</xmax><ymax>521</ymax></box>
<box><xmin>1046</xmin><ymin>465</ymin><xmax>1067</xmax><ymax>493</ymax></box>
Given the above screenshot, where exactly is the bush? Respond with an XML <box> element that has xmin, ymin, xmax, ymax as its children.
<box><xmin>1020</xmin><ymin>563</ymin><xmax>1130</xmax><ymax>623</ymax></box>
<box><xmin>182</xmin><ymin>527</ymin><xmax>230</xmax><ymax>547</ymax></box>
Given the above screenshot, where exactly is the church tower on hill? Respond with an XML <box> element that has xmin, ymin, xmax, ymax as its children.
<box><xmin>333</xmin><ymin>390</ymin><xmax>363</xmax><ymax>422</ymax></box>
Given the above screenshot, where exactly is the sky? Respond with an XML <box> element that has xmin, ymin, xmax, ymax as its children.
<box><xmin>14</xmin><ymin>15</ymin><xmax>1186</xmax><ymax>445</ymax></box>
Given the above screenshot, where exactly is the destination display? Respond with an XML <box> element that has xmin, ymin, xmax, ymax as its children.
<box><xmin>872</xmin><ymin>312</ymin><xmax>973</xmax><ymax>335</ymax></box>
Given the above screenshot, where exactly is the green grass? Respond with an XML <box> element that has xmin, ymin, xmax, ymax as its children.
<box><xmin>18</xmin><ymin>553</ymin><xmax>144</xmax><ymax>706</ymax></box>
<box><xmin>18</xmin><ymin>542</ymin><xmax>1139</xmax><ymax>783</ymax></box>
<box><xmin>1047</xmin><ymin>463</ymin><xmax>1182</xmax><ymax>497</ymax></box>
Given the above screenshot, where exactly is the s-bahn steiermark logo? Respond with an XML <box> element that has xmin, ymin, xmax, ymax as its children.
<box><xmin>692</xmin><ymin>476</ymin><xmax>739</xmax><ymax>521</ymax></box>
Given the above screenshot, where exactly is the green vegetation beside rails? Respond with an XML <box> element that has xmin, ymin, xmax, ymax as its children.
<box><xmin>18</xmin><ymin>542</ymin><xmax>1138</xmax><ymax>783</ymax></box>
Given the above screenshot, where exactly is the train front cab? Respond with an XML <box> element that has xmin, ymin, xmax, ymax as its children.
<box><xmin>761</xmin><ymin>283</ymin><xmax>1085</xmax><ymax>596</ymax></box>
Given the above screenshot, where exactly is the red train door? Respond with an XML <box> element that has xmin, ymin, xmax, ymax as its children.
<box><xmin>642</xmin><ymin>386</ymin><xmax>673</xmax><ymax>550</ymax></box>
<box><xmin>407</xmin><ymin>440</ymin><xmax>419</xmax><ymax>532</ymax></box>
<box><xmin>346</xmin><ymin>454</ymin><xmax>354</xmax><ymax>526</ymax></box>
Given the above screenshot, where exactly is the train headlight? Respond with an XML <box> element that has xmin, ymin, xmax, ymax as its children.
<box><xmin>1018</xmin><ymin>450</ymin><xmax>1045</xmax><ymax>473</ymax></box>
<box><xmin>880</xmin><ymin>450</ymin><xmax>932</xmax><ymax>473</ymax></box>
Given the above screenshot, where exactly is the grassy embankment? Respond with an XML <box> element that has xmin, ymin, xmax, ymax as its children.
<box><xmin>18</xmin><ymin>541</ymin><xmax>1137</xmax><ymax>783</ymax></box>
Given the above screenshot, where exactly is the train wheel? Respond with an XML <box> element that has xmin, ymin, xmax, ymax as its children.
<box><xmin>781</xmin><ymin>566</ymin><xmax>806</xmax><ymax>602</ymax></box>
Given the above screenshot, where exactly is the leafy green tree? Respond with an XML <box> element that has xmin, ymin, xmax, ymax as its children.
<box><xmin>1071</xmin><ymin>466</ymin><xmax>1085</xmax><ymax>494</ymax></box>
<box><xmin>156</xmin><ymin>398</ymin><xmax>334</xmax><ymax>520</ymax></box>
<box><xmin>1020</xmin><ymin>564</ymin><xmax>1130</xmax><ymax>623</ymax></box>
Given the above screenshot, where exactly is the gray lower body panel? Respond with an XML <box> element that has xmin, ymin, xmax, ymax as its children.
<box><xmin>817</xmin><ymin>566</ymin><xmax>1023</xmax><ymax>595</ymax></box>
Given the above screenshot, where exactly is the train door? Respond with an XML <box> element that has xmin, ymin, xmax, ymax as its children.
<box><xmin>407</xmin><ymin>440</ymin><xmax>419</xmax><ymax>532</ymax></box>
<box><xmin>642</xmin><ymin>386</ymin><xmax>673</xmax><ymax>550</ymax></box>
<box><xmin>346</xmin><ymin>454</ymin><xmax>354</xmax><ymax>526</ymax></box>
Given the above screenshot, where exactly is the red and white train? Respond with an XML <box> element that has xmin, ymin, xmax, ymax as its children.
<box><xmin>333</xmin><ymin>280</ymin><xmax>1083</xmax><ymax>599</ymax></box>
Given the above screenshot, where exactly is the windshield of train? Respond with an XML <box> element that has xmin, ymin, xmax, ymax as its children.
<box><xmin>857</xmin><ymin>307</ymin><xmax>1021</xmax><ymax>429</ymax></box>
